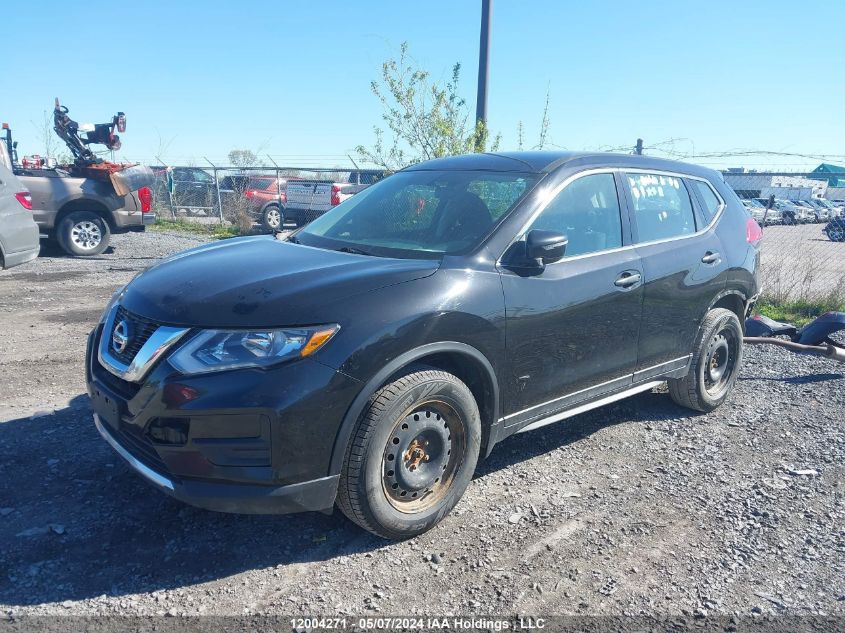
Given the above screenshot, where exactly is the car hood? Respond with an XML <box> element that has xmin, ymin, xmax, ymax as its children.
<box><xmin>121</xmin><ymin>235</ymin><xmax>439</xmax><ymax>327</ymax></box>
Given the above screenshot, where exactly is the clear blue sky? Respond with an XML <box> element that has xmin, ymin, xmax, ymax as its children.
<box><xmin>3</xmin><ymin>0</ymin><xmax>843</xmax><ymax>170</ymax></box>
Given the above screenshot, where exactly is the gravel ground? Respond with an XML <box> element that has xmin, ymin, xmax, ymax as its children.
<box><xmin>0</xmin><ymin>230</ymin><xmax>843</xmax><ymax>622</ymax></box>
<box><xmin>759</xmin><ymin>223</ymin><xmax>845</xmax><ymax>298</ymax></box>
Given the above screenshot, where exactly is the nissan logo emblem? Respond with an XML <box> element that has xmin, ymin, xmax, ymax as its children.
<box><xmin>112</xmin><ymin>319</ymin><xmax>131</xmax><ymax>355</ymax></box>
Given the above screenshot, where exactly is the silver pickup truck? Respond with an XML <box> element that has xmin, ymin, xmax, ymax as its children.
<box><xmin>284</xmin><ymin>169</ymin><xmax>385</xmax><ymax>226</ymax></box>
<box><xmin>13</xmin><ymin>167</ymin><xmax>154</xmax><ymax>256</ymax></box>
<box><xmin>2</xmin><ymin>105</ymin><xmax>154</xmax><ymax>257</ymax></box>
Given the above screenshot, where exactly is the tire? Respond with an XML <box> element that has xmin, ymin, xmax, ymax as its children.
<box><xmin>782</xmin><ymin>213</ymin><xmax>795</xmax><ymax>226</ymax></box>
<box><xmin>336</xmin><ymin>367</ymin><xmax>481</xmax><ymax>539</ymax></box>
<box><xmin>56</xmin><ymin>211</ymin><xmax>110</xmax><ymax>256</ymax></box>
<box><xmin>668</xmin><ymin>308</ymin><xmax>743</xmax><ymax>413</ymax></box>
<box><xmin>828</xmin><ymin>226</ymin><xmax>845</xmax><ymax>242</ymax></box>
<box><xmin>262</xmin><ymin>204</ymin><xmax>283</xmax><ymax>231</ymax></box>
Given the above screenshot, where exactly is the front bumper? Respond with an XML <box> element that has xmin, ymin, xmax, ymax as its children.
<box><xmin>95</xmin><ymin>413</ymin><xmax>339</xmax><ymax>513</ymax></box>
<box><xmin>86</xmin><ymin>324</ymin><xmax>360</xmax><ymax>514</ymax></box>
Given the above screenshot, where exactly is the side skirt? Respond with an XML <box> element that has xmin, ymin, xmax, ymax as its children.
<box><xmin>514</xmin><ymin>380</ymin><xmax>664</xmax><ymax>435</ymax></box>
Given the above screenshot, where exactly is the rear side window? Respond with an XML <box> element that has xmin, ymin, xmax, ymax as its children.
<box><xmin>689</xmin><ymin>179</ymin><xmax>723</xmax><ymax>221</ymax></box>
<box><xmin>249</xmin><ymin>178</ymin><xmax>274</xmax><ymax>189</ymax></box>
<box><xmin>626</xmin><ymin>173</ymin><xmax>696</xmax><ymax>243</ymax></box>
<box><xmin>527</xmin><ymin>173</ymin><xmax>623</xmax><ymax>257</ymax></box>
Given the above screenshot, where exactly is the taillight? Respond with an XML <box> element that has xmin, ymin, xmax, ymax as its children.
<box><xmin>331</xmin><ymin>184</ymin><xmax>341</xmax><ymax>206</ymax></box>
<box><xmin>245</xmin><ymin>190</ymin><xmax>256</xmax><ymax>199</ymax></box>
<box><xmin>138</xmin><ymin>186</ymin><xmax>152</xmax><ymax>213</ymax></box>
<box><xmin>15</xmin><ymin>192</ymin><xmax>32</xmax><ymax>210</ymax></box>
<box><xmin>746</xmin><ymin>218</ymin><xmax>763</xmax><ymax>243</ymax></box>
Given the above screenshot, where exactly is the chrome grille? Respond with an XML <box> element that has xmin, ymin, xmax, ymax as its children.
<box><xmin>109</xmin><ymin>306</ymin><xmax>160</xmax><ymax>365</ymax></box>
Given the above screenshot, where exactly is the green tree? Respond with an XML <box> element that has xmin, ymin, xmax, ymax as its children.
<box><xmin>356</xmin><ymin>42</ymin><xmax>500</xmax><ymax>170</ymax></box>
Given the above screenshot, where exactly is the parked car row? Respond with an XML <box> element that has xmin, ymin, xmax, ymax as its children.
<box><xmin>741</xmin><ymin>197</ymin><xmax>843</xmax><ymax>226</ymax></box>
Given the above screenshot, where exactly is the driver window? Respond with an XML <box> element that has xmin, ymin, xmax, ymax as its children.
<box><xmin>527</xmin><ymin>173</ymin><xmax>623</xmax><ymax>257</ymax></box>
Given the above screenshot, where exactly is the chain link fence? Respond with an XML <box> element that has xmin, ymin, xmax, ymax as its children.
<box><xmin>149</xmin><ymin>164</ymin><xmax>381</xmax><ymax>232</ymax></box>
<box><xmin>724</xmin><ymin>170</ymin><xmax>845</xmax><ymax>310</ymax></box>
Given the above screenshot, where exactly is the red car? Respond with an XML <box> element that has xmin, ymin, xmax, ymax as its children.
<box><xmin>220</xmin><ymin>175</ymin><xmax>288</xmax><ymax>230</ymax></box>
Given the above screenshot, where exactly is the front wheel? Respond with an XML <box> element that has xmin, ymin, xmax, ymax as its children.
<box><xmin>56</xmin><ymin>211</ymin><xmax>110</xmax><ymax>256</ymax></box>
<box><xmin>337</xmin><ymin>367</ymin><xmax>481</xmax><ymax>539</ymax></box>
<box><xmin>668</xmin><ymin>308</ymin><xmax>743</xmax><ymax>413</ymax></box>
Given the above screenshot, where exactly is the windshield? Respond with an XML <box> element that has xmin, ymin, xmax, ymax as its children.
<box><xmin>295</xmin><ymin>170</ymin><xmax>539</xmax><ymax>258</ymax></box>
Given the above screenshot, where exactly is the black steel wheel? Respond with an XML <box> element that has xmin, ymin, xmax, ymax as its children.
<box><xmin>337</xmin><ymin>367</ymin><xmax>481</xmax><ymax>539</ymax></box>
<box><xmin>702</xmin><ymin>328</ymin><xmax>739</xmax><ymax>400</ymax></box>
<box><xmin>381</xmin><ymin>400</ymin><xmax>467</xmax><ymax>513</ymax></box>
<box><xmin>668</xmin><ymin>308</ymin><xmax>744</xmax><ymax>413</ymax></box>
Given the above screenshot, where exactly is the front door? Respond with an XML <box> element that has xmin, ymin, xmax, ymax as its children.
<box><xmin>499</xmin><ymin>171</ymin><xmax>643</xmax><ymax>429</ymax></box>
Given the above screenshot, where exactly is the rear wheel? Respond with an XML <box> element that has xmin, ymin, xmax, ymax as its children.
<box><xmin>337</xmin><ymin>367</ymin><xmax>481</xmax><ymax>539</ymax></box>
<box><xmin>668</xmin><ymin>308</ymin><xmax>743</xmax><ymax>413</ymax></box>
<box><xmin>262</xmin><ymin>204</ymin><xmax>283</xmax><ymax>231</ymax></box>
<box><xmin>57</xmin><ymin>211</ymin><xmax>110</xmax><ymax>256</ymax></box>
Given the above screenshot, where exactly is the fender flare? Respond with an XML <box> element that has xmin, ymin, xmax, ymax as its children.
<box><xmin>707</xmin><ymin>288</ymin><xmax>749</xmax><ymax>317</ymax></box>
<box><xmin>55</xmin><ymin>197</ymin><xmax>117</xmax><ymax>231</ymax></box>
<box><xmin>327</xmin><ymin>341</ymin><xmax>500</xmax><ymax>476</ymax></box>
<box><xmin>694</xmin><ymin>289</ymin><xmax>749</xmax><ymax>343</ymax></box>
<box><xmin>260</xmin><ymin>200</ymin><xmax>282</xmax><ymax>215</ymax></box>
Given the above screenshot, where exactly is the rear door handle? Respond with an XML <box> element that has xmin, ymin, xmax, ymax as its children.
<box><xmin>701</xmin><ymin>251</ymin><xmax>721</xmax><ymax>264</ymax></box>
<box><xmin>614</xmin><ymin>271</ymin><xmax>642</xmax><ymax>288</ymax></box>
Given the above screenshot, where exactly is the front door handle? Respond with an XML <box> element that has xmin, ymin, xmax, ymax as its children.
<box><xmin>614</xmin><ymin>271</ymin><xmax>642</xmax><ymax>288</ymax></box>
<box><xmin>701</xmin><ymin>251</ymin><xmax>721</xmax><ymax>264</ymax></box>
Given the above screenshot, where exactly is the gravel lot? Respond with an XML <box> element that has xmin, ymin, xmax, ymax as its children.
<box><xmin>759</xmin><ymin>223</ymin><xmax>845</xmax><ymax>298</ymax></box>
<box><xmin>0</xmin><ymin>230</ymin><xmax>843</xmax><ymax>622</ymax></box>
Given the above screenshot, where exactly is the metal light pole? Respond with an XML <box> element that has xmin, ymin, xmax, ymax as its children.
<box><xmin>475</xmin><ymin>0</ymin><xmax>492</xmax><ymax>151</ymax></box>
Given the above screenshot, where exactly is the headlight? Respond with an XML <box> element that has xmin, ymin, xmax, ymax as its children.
<box><xmin>168</xmin><ymin>325</ymin><xmax>340</xmax><ymax>375</ymax></box>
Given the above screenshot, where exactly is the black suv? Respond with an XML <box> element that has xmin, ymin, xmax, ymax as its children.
<box><xmin>87</xmin><ymin>152</ymin><xmax>761</xmax><ymax>539</ymax></box>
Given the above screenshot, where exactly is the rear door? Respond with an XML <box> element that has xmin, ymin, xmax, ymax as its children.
<box><xmin>621</xmin><ymin>171</ymin><xmax>728</xmax><ymax>379</ymax></box>
<box><xmin>500</xmin><ymin>170</ymin><xmax>643</xmax><ymax>429</ymax></box>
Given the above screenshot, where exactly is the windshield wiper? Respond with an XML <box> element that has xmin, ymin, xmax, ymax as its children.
<box><xmin>336</xmin><ymin>246</ymin><xmax>376</xmax><ymax>256</ymax></box>
<box><xmin>287</xmin><ymin>234</ymin><xmax>300</xmax><ymax>244</ymax></box>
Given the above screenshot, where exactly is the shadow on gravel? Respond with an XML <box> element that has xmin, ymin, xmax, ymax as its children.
<box><xmin>476</xmin><ymin>390</ymin><xmax>682</xmax><ymax>477</ymax></box>
<box><xmin>739</xmin><ymin>372</ymin><xmax>843</xmax><ymax>384</ymax></box>
<box><xmin>0</xmin><ymin>388</ymin><xmax>681</xmax><ymax>607</ymax></box>
<box><xmin>34</xmin><ymin>240</ymin><xmax>116</xmax><ymax>259</ymax></box>
<box><xmin>0</xmin><ymin>397</ymin><xmax>378</xmax><ymax>607</ymax></box>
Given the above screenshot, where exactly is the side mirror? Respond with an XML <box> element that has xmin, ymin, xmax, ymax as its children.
<box><xmin>526</xmin><ymin>229</ymin><xmax>568</xmax><ymax>265</ymax></box>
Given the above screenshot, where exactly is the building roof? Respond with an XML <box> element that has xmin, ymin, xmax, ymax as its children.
<box><xmin>812</xmin><ymin>163</ymin><xmax>845</xmax><ymax>174</ymax></box>
<box><xmin>810</xmin><ymin>163</ymin><xmax>845</xmax><ymax>186</ymax></box>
